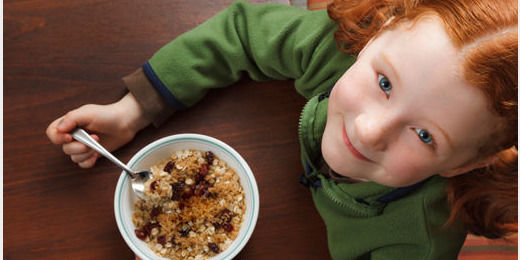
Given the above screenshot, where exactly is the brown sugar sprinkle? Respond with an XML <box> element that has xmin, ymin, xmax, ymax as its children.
<box><xmin>132</xmin><ymin>149</ymin><xmax>246</xmax><ymax>260</ymax></box>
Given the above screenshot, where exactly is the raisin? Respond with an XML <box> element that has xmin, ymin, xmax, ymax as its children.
<box><xmin>223</xmin><ymin>223</ymin><xmax>234</xmax><ymax>233</ymax></box>
<box><xmin>150</xmin><ymin>207</ymin><xmax>161</xmax><ymax>218</ymax></box>
<box><xmin>212</xmin><ymin>222</ymin><xmax>221</xmax><ymax>230</ymax></box>
<box><xmin>194</xmin><ymin>173</ymin><xmax>204</xmax><ymax>184</ymax></box>
<box><xmin>216</xmin><ymin>208</ymin><xmax>233</xmax><ymax>223</ymax></box>
<box><xmin>194</xmin><ymin>180</ymin><xmax>212</xmax><ymax>197</ymax></box>
<box><xmin>171</xmin><ymin>182</ymin><xmax>185</xmax><ymax>201</ymax></box>
<box><xmin>135</xmin><ymin>229</ymin><xmax>147</xmax><ymax>240</ymax></box>
<box><xmin>212</xmin><ymin>209</ymin><xmax>234</xmax><ymax>232</ymax></box>
<box><xmin>208</xmin><ymin>242</ymin><xmax>220</xmax><ymax>253</ymax></box>
<box><xmin>170</xmin><ymin>236</ymin><xmax>177</xmax><ymax>245</ymax></box>
<box><xmin>150</xmin><ymin>181</ymin><xmax>157</xmax><ymax>192</ymax></box>
<box><xmin>157</xmin><ymin>235</ymin><xmax>166</xmax><ymax>246</ymax></box>
<box><xmin>181</xmin><ymin>186</ymin><xmax>194</xmax><ymax>199</ymax></box>
<box><xmin>206</xmin><ymin>151</ymin><xmax>214</xmax><ymax>165</ymax></box>
<box><xmin>163</xmin><ymin>161</ymin><xmax>175</xmax><ymax>173</ymax></box>
<box><xmin>143</xmin><ymin>222</ymin><xmax>161</xmax><ymax>235</ymax></box>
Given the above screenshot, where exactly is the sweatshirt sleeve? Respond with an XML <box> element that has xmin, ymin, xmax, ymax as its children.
<box><xmin>144</xmin><ymin>1</ymin><xmax>355</xmax><ymax>110</ymax></box>
<box><xmin>123</xmin><ymin>68</ymin><xmax>175</xmax><ymax>127</ymax></box>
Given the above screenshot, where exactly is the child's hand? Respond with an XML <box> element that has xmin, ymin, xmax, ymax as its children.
<box><xmin>46</xmin><ymin>93</ymin><xmax>150</xmax><ymax>168</ymax></box>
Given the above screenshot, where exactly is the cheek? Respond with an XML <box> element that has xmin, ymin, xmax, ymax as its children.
<box><xmin>382</xmin><ymin>146</ymin><xmax>437</xmax><ymax>185</ymax></box>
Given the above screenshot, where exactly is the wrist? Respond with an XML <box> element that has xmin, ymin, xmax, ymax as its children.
<box><xmin>116</xmin><ymin>92</ymin><xmax>152</xmax><ymax>133</ymax></box>
<box><xmin>122</xmin><ymin>67</ymin><xmax>176</xmax><ymax>128</ymax></box>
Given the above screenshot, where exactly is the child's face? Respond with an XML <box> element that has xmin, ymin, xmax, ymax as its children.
<box><xmin>321</xmin><ymin>16</ymin><xmax>499</xmax><ymax>187</ymax></box>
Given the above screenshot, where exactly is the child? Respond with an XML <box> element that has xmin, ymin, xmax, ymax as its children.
<box><xmin>46</xmin><ymin>0</ymin><xmax>517</xmax><ymax>258</ymax></box>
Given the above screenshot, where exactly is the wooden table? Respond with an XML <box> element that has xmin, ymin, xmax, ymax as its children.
<box><xmin>4</xmin><ymin>0</ymin><xmax>331</xmax><ymax>258</ymax></box>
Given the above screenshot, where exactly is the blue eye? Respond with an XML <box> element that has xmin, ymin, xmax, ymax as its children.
<box><xmin>378</xmin><ymin>74</ymin><xmax>392</xmax><ymax>97</ymax></box>
<box><xmin>415</xmin><ymin>128</ymin><xmax>433</xmax><ymax>145</ymax></box>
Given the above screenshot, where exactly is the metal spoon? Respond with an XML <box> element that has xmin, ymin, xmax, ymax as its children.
<box><xmin>71</xmin><ymin>128</ymin><xmax>152</xmax><ymax>199</ymax></box>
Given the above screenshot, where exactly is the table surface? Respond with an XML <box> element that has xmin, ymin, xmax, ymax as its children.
<box><xmin>4</xmin><ymin>0</ymin><xmax>332</xmax><ymax>259</ymax></box>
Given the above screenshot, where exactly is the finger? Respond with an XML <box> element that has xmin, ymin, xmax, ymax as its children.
<box><xmin>91</xmin><ymin>134</ymin><xmax>100</xmax><ymax>142</ymax></box>
<box><xmin>62</xmin><ymin>134</ymin><xmax>100</xmax><ymax>155</ymax></box>
<box><xmin>78</xmin><ymin>153</ymin><xmax>99</xmax><ymax>168</ymax></box>
<box><xmin>70</xmin><ymin>150</ymin><xmax>95</xmax><ymax>163</ymax></box>
<box><xmin>46</xmin><ymin>117</ymin><xmax>73</xmax><ymax>144</ymax></box>
<box><xmin>57</xmin><ymin>105</ymin><xmax>96</xmax><ymax>133</ymax></box>
<box><xmin>63</xmin><ymin>141</ymin><xmax>90</xmax><ymax>155</ymax></box>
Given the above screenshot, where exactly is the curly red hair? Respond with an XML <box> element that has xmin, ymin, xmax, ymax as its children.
<box><xmin>327</xmin><ymin>0</ymin><xmax>518</xmax><ymax>239</ymax></box>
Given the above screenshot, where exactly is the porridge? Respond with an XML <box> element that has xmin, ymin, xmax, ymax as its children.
<box><xmin>132</xmin><ymin>149</ymin><xmax>246</xmax><ymax>259</ymax></box>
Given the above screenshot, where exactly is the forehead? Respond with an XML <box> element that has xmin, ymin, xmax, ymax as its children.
<box><xmin>371</xmin><ymin>17</ymin><xmax>498</xmax><ymax>152</ymax></box>
<box><xmin>381</xmin><ymin>16</ymin><xmax>458</xmax><ymax>78</ymax></box>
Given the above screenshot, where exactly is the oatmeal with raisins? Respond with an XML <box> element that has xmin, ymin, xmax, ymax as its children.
<box><xmin>132</xmin><ymin>149</ymin><xmax>246</xmax><ymax>259</ymax></box>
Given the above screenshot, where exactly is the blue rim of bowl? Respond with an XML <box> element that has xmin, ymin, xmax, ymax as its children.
<box><xmin>115</xmin><ymin>135</ymin><xmax>258</xmax><ymax>260</ymax></box>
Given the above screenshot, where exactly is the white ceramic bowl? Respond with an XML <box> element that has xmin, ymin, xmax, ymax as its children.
<box><xmin>114</xmin><ymin>133</ymin><xmax>259</xmax><ymax>260</ymax></box>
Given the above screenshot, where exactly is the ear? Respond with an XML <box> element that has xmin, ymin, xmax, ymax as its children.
<box><xmin>439</xmin><ymin>155</ymin><xmax>497</xmax><ymax>177</ymax></box>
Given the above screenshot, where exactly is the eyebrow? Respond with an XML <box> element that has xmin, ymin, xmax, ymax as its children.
<box><xmin>381</xmin><ymin>53</ymin><xmax>402</xmax><ymax>87</ymax></box>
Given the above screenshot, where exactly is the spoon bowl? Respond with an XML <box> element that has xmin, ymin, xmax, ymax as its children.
<box><xmin>71</xmin><ymin>128</ymin><xmax>152</xmax><ymax>199</ymax></box>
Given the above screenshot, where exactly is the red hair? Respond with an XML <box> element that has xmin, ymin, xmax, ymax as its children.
<box><xmin>327</xmin><ymin>0</ymin><xmax>518</xmax><ymax>239</ymax></box>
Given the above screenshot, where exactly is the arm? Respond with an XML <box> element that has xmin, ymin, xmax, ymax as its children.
<box><xmin>47</xmin><ymin>1</ymin><xmax>354</xmax><ymax>168</ymax></box>
<box><xmin>140</xmin><ymin>1</ymin><xmax>354</xmax><ymax>110</ymax></box>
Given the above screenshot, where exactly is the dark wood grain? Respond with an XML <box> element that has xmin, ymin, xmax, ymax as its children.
<box><xmin>4</xmin><ymin>0</ymin><xmax>331</xmax><ymax>259</ymax></box>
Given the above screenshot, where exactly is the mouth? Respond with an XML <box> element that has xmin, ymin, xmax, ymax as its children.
<box><xmin>342</xmin><ymin>125</ymin><xmax>371</xmax><ymax>162</ymax></box>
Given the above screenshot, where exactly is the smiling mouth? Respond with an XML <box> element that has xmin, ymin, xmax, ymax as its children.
<box><xmin>342</xmin><ymin>125</ymin><xmax>371</xmax><ymax>162</ymax></box>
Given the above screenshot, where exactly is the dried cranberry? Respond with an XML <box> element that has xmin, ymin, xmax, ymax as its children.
<box><xmin>150</xmin><ymin>181</ymin><xmax>157</xmax><ymax>192</ymax></box>
<box><xmin>163</xmin><ymin>161</ymin><xmax>175</xmax><ymax>173</ymax></box>
<box><xmin>199</xmin><ymin>163</ymin><xmax>209</xmax><ymax>175</ymax></box>
<box><xmin>206</xmin><ymin>151</ymin><xmax>214</xmax><ymax>165</ymax></box>
<box><xmin>223</xmin><ymin>223</ymin><xmax>234</xmax><ymax>233</ymax></box>
<box><xmin>157</xmin><ymin>235</ymin><xmax>166</xmax><ymax>246</ymax></box>
<box><xmin>135</xmin><ymin>229</ymin><xmax>147</xmax><ymax>240</ymax></box>
<box><xmin>150</xmin><ymin>207</ymin><xmax>161</xmax><ymax>218</ymax></box>
<box><xmin>208</xmin><ymin>242</ymin><xmax>220</xmax><ymax>253</ymax></box>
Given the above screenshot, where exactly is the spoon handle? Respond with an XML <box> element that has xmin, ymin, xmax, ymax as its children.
<box><xmin>71</xmin><ymin>128</ymin><xmax>137</xmax><ymax>178</ymax></box>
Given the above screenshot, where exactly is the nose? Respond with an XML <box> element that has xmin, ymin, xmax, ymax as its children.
<box><xmin>354</xmin><ymin>113</ymin><xmax>393</xmax><ymax>151</ymax></box>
